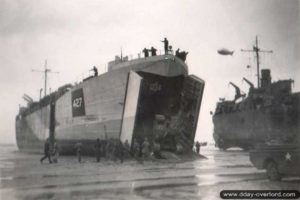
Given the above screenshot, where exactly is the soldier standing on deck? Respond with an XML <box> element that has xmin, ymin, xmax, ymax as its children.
<box><xmin>161</xmin><ymin>38</ymin><xmax>169</xmax><ymax>55</ymax></box>
<box><xmin>94</xmin><ymin>138</ymin><xmax>101</xmax><ymax>162</ymax></box>
<box><xmin>168</xmin><ymin>45</ymin><xmax>173</xmax><ymax>54</ymax></box>
<box><xmin>150</xmin><ymin>47</ymin><xmax>157</xmax><ymax>56</ymax></box>
<box><xmin>91</xmin><ymin>66</ymin><xmax>98</xmax><ymax>77</ymax></box>
<box><xmin>40</xmin><ymin>138</ymin><xmax>52</xmax><ymax>164</ymax></box>
<box><xmin>175</xmin><ymin>48</ymin><xmax>180</xmax><ymax>57</ymax></box>
<box><xmin>143</xmin><ymin>48</ymin><xmax>149</xmax><ymax>57</ymax></box>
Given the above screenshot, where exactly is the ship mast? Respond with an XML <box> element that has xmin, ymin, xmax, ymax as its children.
<box><xmin>241</xmin><ymin>36</ymin><xmax>273</xmax><ymax>88</ymax></box>
<box><xmin>32</xmin><ymin>60</ymin><xmax>59</xmax><ymax>97</ymax></box>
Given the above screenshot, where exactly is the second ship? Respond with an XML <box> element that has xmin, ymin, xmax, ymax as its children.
<box><xmin>213</xmin><ymin>36</ymin><xmax>300</xmax><ymax>150</ymax></box>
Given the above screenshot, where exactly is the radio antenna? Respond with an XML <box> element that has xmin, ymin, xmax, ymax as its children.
<box><xmin>241</xmin><ymin>36</ymin><xmax>273</xmax><ymax>88</ymax></box>
<box><xmin>32</xmin><ymin>60</ymin><xmax>59</xmax><ymax>97</ymax></box>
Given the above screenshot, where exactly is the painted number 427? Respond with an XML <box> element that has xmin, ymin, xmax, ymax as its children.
<box><xmin>73</xmin><ymin>97</ymin><xmax>83</xmax><ymax>108</ymax></box>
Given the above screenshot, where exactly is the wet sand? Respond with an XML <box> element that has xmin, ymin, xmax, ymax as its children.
<box><xmin>0</xmin><ymin>144</ymin><xmax>299</xmax><ymax>200</ymax></box>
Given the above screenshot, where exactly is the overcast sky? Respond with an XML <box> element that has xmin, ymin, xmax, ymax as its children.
<box><xmin>0</xmin><ymin>0</ymin><xmax>299</xmax><ymax>144</ymax></box>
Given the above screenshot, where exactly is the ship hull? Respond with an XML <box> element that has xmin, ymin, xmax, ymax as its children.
<box><xmin>213</xmin><ymin>92</ymin><xmax>300</xmax><ymax>150</ymax></box>
<box><xmin>16</xmin><ymin>55</ymin><xmax>205</xmax><ymax>155</ymax></box>
<box><xmin>16</xmin><ymin>105</ymin><xmax>51</xmax><ymax>153</ymax></box>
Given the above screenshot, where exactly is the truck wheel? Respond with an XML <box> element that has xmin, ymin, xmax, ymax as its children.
<box><xmin>266</xmin><ymin>161</ymin><xmax>281</xmax><ymax>181</ymax></box>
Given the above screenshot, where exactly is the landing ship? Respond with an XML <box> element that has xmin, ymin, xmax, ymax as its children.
<box><xmin>16</xmin><ymin>43</ymin><xmax>205</xmax><ymax>155</ymax></box>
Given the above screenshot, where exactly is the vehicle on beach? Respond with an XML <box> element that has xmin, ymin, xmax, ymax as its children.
<box><xmin>249</xmin><ymin>143</ymin><xmax>300</xmax><ymax>180</ymax></box>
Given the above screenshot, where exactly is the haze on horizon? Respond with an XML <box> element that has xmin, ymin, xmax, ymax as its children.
<box><xmin>0</xmin><ymin>0</ymin><xmax>299</xmax><ymax>144</ymax></box>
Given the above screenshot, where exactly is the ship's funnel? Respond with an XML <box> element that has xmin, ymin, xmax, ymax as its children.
<box><xmin>261</xmin><ymin>69</ymin><xmax>271</xmax><ymax>89</ymax></box>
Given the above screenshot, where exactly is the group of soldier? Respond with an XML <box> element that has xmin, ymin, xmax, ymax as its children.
<box><xmin>40</xmin><ymin>135</ymin><xmax>204</xmax><ymax>164</ymax></box>
<box><xmin>40</xmin><ymin>137</ymin><xmax>155</xmax><ymax>164</ymax></box>
<box><xmin>142</xmin><ymin>38</ymin><xmax>188</xmax><ymax>61</ymax></box>
<box><xmin>91</xmin><ymin>138</ymin><xmax>129</xmax><ymax>163</ymax></box>
<box><xmin>142</xmin><ymin>47</ymin><xmax>157</xmax><ymax>57</ymax></box>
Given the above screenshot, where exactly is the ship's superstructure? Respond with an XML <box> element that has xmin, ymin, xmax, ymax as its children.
<box><xmin>16</xmin><ymin>51</ymin><xmax>205</xmax><ymax>155</ymax></box>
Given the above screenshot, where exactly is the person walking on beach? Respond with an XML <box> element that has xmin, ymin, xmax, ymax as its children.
<box><xmin>105</xmin><ymin>139</ymin><xmax>113</xmax><ymax>160</ymax></box>
<box><xmin>141</xmin><ymin>138</ymin><xmax>150</xmax><ymax>159</ymax></box>
<box><xmin>40</xmin><ymin>138</ymin><xmax>52</xmax><ymax>164</ymax></box>
<box><xmin>115</xmin><ymin>140</ymin><xmax>124</xmax><ymax>163</ymax></box>
<box><xmin>132</xmin><ymin>139</ymin><xmax>140</xmax><ymax>159</ymax></box>
<box><xmin>195</xmin><ymin>141</ymin><xmax>201</xmax><ymax>154</ymax></box>
<box><xmin>153</xmin><ymin>135</ymin><xmax>163</xmax><ymax>159</ymax></box>
<box><xmin>123</xmin><ymin>140</ymin><xmax>130</xmax><ymax>158</ymax></box>
<box><xmin>52</xmin><ymin>139</ymin><xmax>59</xmax><ymax>163</ymax></box>
<box><xmin>94</xmin><ymin>138</ymin><xmax>101</xmax><ymax>162</ymax></box>
<box><xmin>75</xmin><ymin>142</ymin><xmax>82</xmax><ymax>163</ymax></box>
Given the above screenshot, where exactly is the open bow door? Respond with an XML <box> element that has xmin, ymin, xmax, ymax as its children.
<box><xmin>120</xmin><ymin>71</ymin><xmax>143</xmax><ymax>147</ymax></box>
<box><xmin>178</xmin><ymin>75</ymin><xmax>205</xmax><ymax>150</ymax></box>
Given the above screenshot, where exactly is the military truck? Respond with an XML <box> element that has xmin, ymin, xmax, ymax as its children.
<box><xmin>249</xmin><ymin>143</ymin><xmax>300</xmax><ymax>180</ymax></box>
